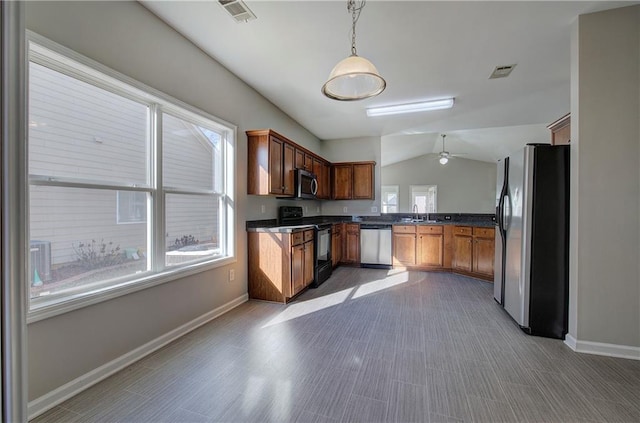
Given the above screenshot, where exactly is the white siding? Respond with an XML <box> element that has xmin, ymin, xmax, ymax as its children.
<box><xmin>29</xmin><ymin>62</ymin><xmax>148</xmax><ymax>184</ymax></box>
<box><xmin>29</xmin><ymin>64</ymin><xmax>220</xmax><ymax>267</ymax></box>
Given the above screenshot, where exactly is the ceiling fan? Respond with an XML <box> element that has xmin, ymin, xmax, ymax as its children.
<box><xmin>437</xmin><ymin>134</ymin><xmax>465</xmax><ymax>165</ymax></box>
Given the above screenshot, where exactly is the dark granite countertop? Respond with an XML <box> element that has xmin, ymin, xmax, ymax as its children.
<box><xmin>247</xmin><ymin>213</ymin><xmax>496</xmax><ymax>232</ymax></box>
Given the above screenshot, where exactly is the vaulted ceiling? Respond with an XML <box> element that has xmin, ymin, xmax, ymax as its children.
<box><xmin>141</xmin><ymin>1</ymin><xmax>637</xmax><ymax>163</ymax></box>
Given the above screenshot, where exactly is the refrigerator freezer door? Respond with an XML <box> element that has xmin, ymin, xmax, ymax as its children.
<box><xmin>494</xmin><ymin>159</ymin><xmax>507</xmax><ymax>304</ymax></box>
<box><xmin>503</xmin><ymin>146</ymin><xmax>534</xmax><ymax>327</ymax></box>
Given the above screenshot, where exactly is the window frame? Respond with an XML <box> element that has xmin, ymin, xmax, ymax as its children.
<box><xmin>381</xmin><ymin>185</ymin><xmax>399</xmax><ymax>213</ymax></box>
<box><xmin>26</xmin><ymin>31</ymin><xmax>236</xmax><ymax>323</ymax></box>
<box><xmin>410</xmin><ymin>184</ymin><xmax>437</xmax><ymax>214</ymax></box>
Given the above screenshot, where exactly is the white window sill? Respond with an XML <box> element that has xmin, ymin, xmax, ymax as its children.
<box><xmin>27</xmin><ymin>255</ymin><xmax>236</xmax><ymax>324</ymax></box>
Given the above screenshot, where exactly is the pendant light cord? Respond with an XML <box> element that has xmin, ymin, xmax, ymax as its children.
<box><xmin>348</xmin><ymin>0</ymin><xmax>365</xmax><ymax>56</ymax></box>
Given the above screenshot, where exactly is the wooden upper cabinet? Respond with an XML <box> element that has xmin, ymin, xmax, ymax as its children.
<box><xmin>313</xmin><ymin>158</ymin><xmax>331</xmax><ymax>200</ymax></box>
<box><xmin>282</xmin><ymin>142</ymin><xmax>295</xmax><ymax>196</ymax></box>
<box><xmin>247</xmin><ymin>130</ymin><xmax>295</xmax><ymax>196</ymax></box>
<box><xmin>548</xmin><ymin>113</ymin><xmax>570</xmax><ymax>145</ymax></box>
<box><xmin>268</xmin><ymin>136</ymin><xmax>284</xmax><ymax>194</ymax></box>
<box><xmin>353</xmin><ymin>163</ymin><xmax>374</xmax><ymax>199</ymax></box>
<box><xmin>295</xmin><ymin>148</ymin><xmax>314</xmax><ymax>172</ymax></box>
<box><xmin>331</xmin><ymin>161</ymin><xmax>375</xmax><ymax>200</ymax></box>
<box><xmin>332</xmin><ymin>164</ymin><xmax>353</xmax><ymax>200</ymax></box>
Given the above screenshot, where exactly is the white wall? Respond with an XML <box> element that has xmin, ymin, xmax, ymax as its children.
<box><xmin>569</xmin><ymin>5</ymin><xmax>640</xmax><ymax>350</ymax></box>
<box><xmin>320</xmin><ymin>136</ymin><xmax>381</xmax><ymax>216</ymax></box>
<box><xmin>25</xmin><ymin>0</ymin><xmax>322</xmax><ymax>400</ymax></box>
<box><xmin>382</xmin><ymin>155</ymin><xmax>497</xmax><ymax>214</ymax></box>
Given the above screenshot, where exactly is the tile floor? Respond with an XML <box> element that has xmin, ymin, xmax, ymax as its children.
<box><xmin>32</xmin><ymin>267</ymin><xmax>640</xmax><ymax>422</ymax></box>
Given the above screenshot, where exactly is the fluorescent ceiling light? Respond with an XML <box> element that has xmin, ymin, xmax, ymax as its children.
<box><xmin>366</xmin><ymin>98</ymin><xmax>454</xmax><ymax>117</ymax></box>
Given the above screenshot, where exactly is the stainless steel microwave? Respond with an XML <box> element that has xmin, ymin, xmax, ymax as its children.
<box><xmin>296</xmin><ymin>169</ymin><xmax>318</xmax><ymax>199</ymax></box>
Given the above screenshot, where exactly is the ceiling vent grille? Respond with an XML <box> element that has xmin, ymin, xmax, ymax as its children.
<box><xmin>489</xmin><ymin>64</ymin><xmax>517</xmax><ymax>79</ymax></box>
<box><xmin>219</xmin><ymin>0</ymin><xmax>256</xmax><ymax>23</ymax></box>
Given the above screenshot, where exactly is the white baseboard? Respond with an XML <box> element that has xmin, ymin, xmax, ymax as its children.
<box><xmin>28</xmin><ymin>293</ymin><xmax>248</xmax><ymax>420</ymax></box>
<box><xmin>564</xmin><ymin>334</ymin><xmax>640</xmax><ymax>360</ymax></box>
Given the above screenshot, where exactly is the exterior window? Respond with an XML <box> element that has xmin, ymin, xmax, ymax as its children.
<box><xmin>381</xmin><ymin>185</ymin><xmax>399</xmax><ymax>213</ymax></box>
<box><xmin>410</xmin><ymin>185</ymin><xmax>437</xmax><ymax>214</ymax></box>
<box><xmin>27</xmin><ymin>38</ymin><xmax>235</xmax><ymax>312</ymax></box>
<box><xmin>117</xmin><ymin>191</ymin><xmax>147</xmax><ymax>224</ymax></box>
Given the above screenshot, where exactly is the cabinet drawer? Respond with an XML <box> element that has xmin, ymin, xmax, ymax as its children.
<box><xmin>393</xmin><ymin>225</ymin><xmax>416</xmax><ymax>234</ymax></box>
<box><xmin>453</xmin><ymin>226</ymin><xmax>472</xmax><ymax>236</ymax></box>
<box><xmin>473</xmin><ymin>227</ymin><xmax>495</xmax><ymax>238</ymax></box>
<box><xmin>417</xmin><ymin>225</ymin><xmax>443</xmax><ymax>234</ymax></box>
<box><xmin>345</xmin><ymin>223</ymin><xmax>360</xmax><ymax>234</ymax></box>
<box><xmin>304</xmin><ymin>230</ymin><xmax>314</xmax><ymax>242</ymax></box>
<box><xmin>291</xmin><ymin>231</ymin><xmax>304</xmax><ymax>246</ymax></box>
<box><xmin>333</xmin><ymin>224</ymin><xmax>342</xmax><ymax>235</ymax></box>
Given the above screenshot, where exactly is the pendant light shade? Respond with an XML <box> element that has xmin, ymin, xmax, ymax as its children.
<box><xmin>322</xmin><ymin>0</ymin><xmax>386</xmax><ymax>101</ymax></box>
<box><xmin>322</xmin><ymin>55</ymin><xmax>386</xmax><ymax>101</ymax></box>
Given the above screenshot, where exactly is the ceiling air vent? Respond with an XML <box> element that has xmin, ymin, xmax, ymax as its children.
<box><xmin>489</xmin><ymin>64</ymin><xmax>517</xmax><ymax>79</ymax></box>
<box><xmin>219</xmin><ymin>0</ymin><xmax>256</xmax><ymax>23</ymax></box>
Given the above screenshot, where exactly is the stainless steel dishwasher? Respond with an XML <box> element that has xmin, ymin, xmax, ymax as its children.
<box><xmin>360</xmin><ymin>223</ymin><xmax>393</xmax><ymax>269</ymax></box>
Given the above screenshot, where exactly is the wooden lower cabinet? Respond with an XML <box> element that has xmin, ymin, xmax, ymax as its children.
<box><xmin>417</xmin><ymin>226</ymin><xmax>444</xmax><ymax>268</ymax></box>
<box><xmin>332</xmin><ymin>223</ymin><xmax>343</xmax><ymax>267</ymax></box>
<box><xmin>343</xmin><ymin>223</ymin><xmax>360</xmax><ymax>264</ymax></box>
<box><xmin>452</xmin><ymin>232</ymin><xmax>473</xmax><ymax>273</ymax></box>
<box><xmin>248</xmin><ymin>229</ymin><xmax>314</xmax><ymax>303</ymax></box>
<box><xmin>392</xmin><ymin>225</ymin><xmax>416</xmax><ymax>267</ymax></box>
<box><xmin>451</xmin><ymin>226</ymin><xmax>495</xmax><ymax>281</ymax></box>
<box><xmin>472</xmin><ymin>227</ymin><xmax>495</xmax><ymax>278</ymax></box>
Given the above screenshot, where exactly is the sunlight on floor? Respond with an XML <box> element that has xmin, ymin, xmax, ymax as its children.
<box><xmin>262</xmin><ymin>270</ymin><xmax>412</xmax><ymax>328</ymax></box>
<box><xmin>351</xmin><ymin>271</ymin><xmax>409</xmax><ymax>299</ymax></box>
<box><xmin>261</xmin><ymin>287</ymin><xmax>354</xmax><ymax>328</ymax></box>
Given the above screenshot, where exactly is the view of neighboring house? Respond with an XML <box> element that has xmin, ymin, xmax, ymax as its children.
<box><xmin>28</xmin><ymin>60</ymin><xmax>222</xmax><ymax>298</ymax></box>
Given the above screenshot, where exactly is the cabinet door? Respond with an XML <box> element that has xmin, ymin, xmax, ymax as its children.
<box><xmin>295</xmin><ymin>149</ymin><xmax>305</xmax><ymax>170</ymax></box>
<box><xmin>283</xmin><ymin>143</ymin><xmax>295</xmax><ymax>196</ymax></box>
<box><xmin>331</xmin><ymin>225</ymin><xmax>340</xmax><ymax>267</ymax></box>
<box><xmin>291</xmin><ymin>244</ymin><xmax>305</xmax><ymax>295</ymax></box>
<box><xmin>417</xmin><ymin>233</ymin><xmax>444</xmax><ymax>267</ymax></box>
<box><xmin>473</xmin><ymin>236</ymin><xmax>495</xmax><ymax>277</ymax></box>
<box><xmin>312</xmin><ymin>158</ymin><xmax>327</xmax><ymax>199</ymax></box>
<box><xmin>344</xmin><ymin>227</ymin><xmax>360</xmax><ymax>263</ymax></box>
<box><xmin>269</xmin><ymin>136</ymin><xmax>284</xmax><ymax>194</ymax></box>
<box><xmin>452</xmin><ymin>235</ymin><xmax>473</xmax><ymax>272</ymax></box>
<box><xmin>393</xmin><ymin>233</ymin><xmax>416</xmax><ymax>266</ymax></box>
<box><xmin>322</xmin><ymin>162</ymin><xmax>331</xmax><ymax>200</ymax></box>
<box><xmin>353</xmin><ymin>163</ymin><xmax>374</xmax><ymax>199</ymax></box>
<box><xmin>304</xmin><ymin>154</ymin><xmax>314</xmax><ymax>171</ymax></box>
<box><xmin>304</xmin><ymin>241</ymin><xmax>315</xmax><ymax>286</ymax></box>
<box><xmin>333</xmin><ymin>164</ymin><xmax>353</xmax><ymax>200</ymax></box>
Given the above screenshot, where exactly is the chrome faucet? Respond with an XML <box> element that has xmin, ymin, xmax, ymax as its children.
<box><xmin>413</xmin><ymin>204</ymin><xmax>419</xmax><ymax>220</ymax></box>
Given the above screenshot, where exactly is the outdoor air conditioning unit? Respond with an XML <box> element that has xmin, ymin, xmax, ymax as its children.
<box><xmin>30</xmin><ymin>240</ymin><xmax>52</xmax><ymax>284</ymax></box>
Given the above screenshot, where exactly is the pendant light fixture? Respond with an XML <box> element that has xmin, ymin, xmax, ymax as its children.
<box><xmin>322</xmin><ymin>0</ymin><xmax>386</xmax><ymax>101</ymax></box>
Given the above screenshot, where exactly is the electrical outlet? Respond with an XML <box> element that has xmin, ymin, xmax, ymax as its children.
<box><xmin>260</xmin><ymin>205</ymin><xmax>265</xmax><ymax>214</ymax></box>
<box><xmin>305</xmin><ymin>206</ymin><xmax>308</xmax><ymax>214</ymax></box>
<box><xmin>371</xmin><ymin>206</ymin><xmax>378</xmax><ymax>213</ymax></box>
<box><xmin>343</xmin><ymin>206</ymin><xmax>348</xmax><ymax>213</ymax></box>
<box><xmin>229</xmin><ymin>269</ymin><xmax>235</xmax><ymax>282</ymax></box>
<box><xmin>316</xmin><ymin>206</ymin><xmax>320</xmax><ymax>212</ymax></box>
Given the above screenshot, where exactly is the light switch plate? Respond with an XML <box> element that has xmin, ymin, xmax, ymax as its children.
<box><xmin>371</xmin><ymin>206</ymin><xmax>378</xmax><ymax>213</ymax></box>
<box><xmin>343</xmin><ymin>206</ymin><xmax>348</xmax><ymax>213</ymax></box>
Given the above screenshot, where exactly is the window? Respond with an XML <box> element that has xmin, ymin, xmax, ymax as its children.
<box><xmin>410</xmin><ymin>185</ymin><xmax>437</xmax><ymax>214</ymax></box>
<box><xmin>381</xmin><ymin>185</ymin><xmax>399</xmax><ymax>213</ymax></box>
<box><xmin>27</xmin><ymin>36</ymin><xmax>235</xmax><ymax>314</ymax></box>
<box><xmin>117</xmin><ymin>191</ymin><xmax>147</xmax><ymax>224</ymax></box>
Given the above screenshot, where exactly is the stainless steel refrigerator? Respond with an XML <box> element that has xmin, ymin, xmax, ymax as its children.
<box><xmin>494</xmin><ymin>144</ymin><xmax>569</xmax><ymax>339</ymax></box>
